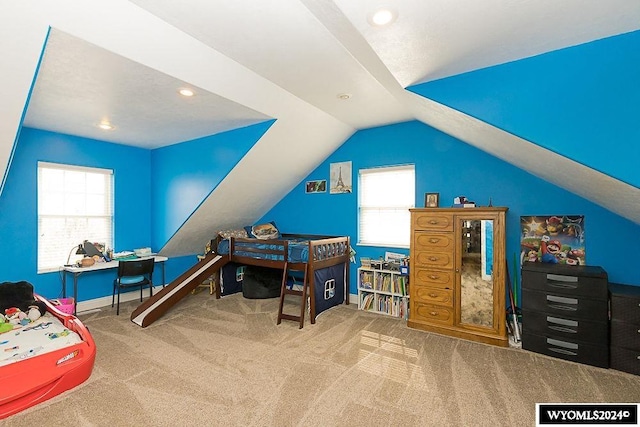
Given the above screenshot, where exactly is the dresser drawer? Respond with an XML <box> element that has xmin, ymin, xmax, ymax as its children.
<box><xmin>414</xmin><ymin>250</ymin><xmax>454</xmax><ymax>269</ymax></box>
<box><xmin>522</xmin><ymin>331</ymin><xmax>609</xmax><ymax>368</ymax></box>
<box><xmin>521</xmin><ymin>262</ymin><xmax>608</xmax><ymax>298</ymax></box>
<box><xmin>611</xmin><ymin>320</ymin><xmax>640</xmax><ymax>350</ymax></box>
<box><xmin>610</xmin><ymin>294</ymin><xmax>640</xmax><ymax>324</ymax></box>
<box><xmin>413</xmin><ymin>268</ymin><xmax>454</xmax><ymax>289</ymax></box>
<box><xmin>522</xmin><ymin>309</ymin><xmax>608</xmax><ymax>344</ymax></box>
<box><xmin>611</xmin><ymin>346</ymin><xmax>640</xmax><ymax>375</ymax></box>
<box><xmin>522</xmin><ymin>288</ymin><xmax>608</xmax><ymax>321</ymax></box>
<box><xmin>414</xmin><ymin>232</ymin><xmax>454</xmax><ymax>251</ymax></box>
<box><xmin>413</xmin><ymin>285</ymin><xmax>453</xmax><ymax>307</ymax></box>
<box><xmin>413</xmin><ymin>213</ymin><xmax>453</xmax><ymax>231</ymax></box>
<box><xmin>522</xmin><ymin>269</ymin><xmax>607</xmax><ymax>300</ymax></box>
<box><xmin>412</xmin><ymin>302</ymin><xmax>454</xmax><ymax>325</ymax></box>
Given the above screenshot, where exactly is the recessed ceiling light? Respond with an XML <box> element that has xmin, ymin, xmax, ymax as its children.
<box><xmin>369</xmin><ymin>8</ymin><xmax>397</xmax><ymax>26</ymax></box>
<box><xmin>179</xmin><ymin>88</ymin><xmax>194</xmax><ymax>97</ymax></box>
<box><xmin>337</xmin><ymin>93</ymin><xmax>351</xmax><ymax>100</ymax></box>
<box><xmin>98</xmin><ymin>122</ymin><xmax>114</xmax><ymax>131</ymax></box>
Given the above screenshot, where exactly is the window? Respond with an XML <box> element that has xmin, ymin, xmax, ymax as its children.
<box><xmin>358</xmin><ymin>165</ymin><xmax>415</xmax><ymax>247</ymax></box>
<box><xmin>38</xmin><ymin>162</ymin><xmax>113</xmax><ymax>272</ymax></box>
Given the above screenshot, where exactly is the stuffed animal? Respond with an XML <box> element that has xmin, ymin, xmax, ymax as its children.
<box><xmin>27</xmin><ymin>305</ymin><xmax>42</xmax><ymax>322</ymax></box>
<box><xmin>0</xmin><ymin>281</ymin><xmax>47</xmax><ymax>317</ymax></box>
<box><xmin>5</xmin><ymin>307</ymin><xmax>27</xmax><ymax>325</ymax></box>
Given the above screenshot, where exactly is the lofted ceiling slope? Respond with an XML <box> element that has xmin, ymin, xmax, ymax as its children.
<box><xmin>0</xmin><ymin>1</ymin><xmax>638</xmax><ymax>256</ymax></box>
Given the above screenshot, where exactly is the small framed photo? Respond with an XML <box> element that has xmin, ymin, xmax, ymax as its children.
<box><xmin>305</xmin><ymin>179</ymin><xmax>327</xmax><ymax>193</ymax></box>
<box><xmin>425</xmin><ymin>192</ymin><xmax>439</xmax><ymax>208</ymax></box>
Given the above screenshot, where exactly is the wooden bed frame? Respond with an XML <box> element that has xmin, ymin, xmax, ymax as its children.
<box><xmin>214</xmin><ymin>233</ymin><xmax>350</xmax><ymax>324</ymax></box>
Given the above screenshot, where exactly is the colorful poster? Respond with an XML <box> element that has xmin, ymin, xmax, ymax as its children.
<box><xmin>520</xmin><ymin>215</ymin><xmax>585</xmax><ymax>265</ymax></box>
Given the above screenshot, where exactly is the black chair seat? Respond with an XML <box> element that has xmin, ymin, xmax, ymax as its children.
<box><xmin>112</xmin><ymin>258</ymin><xmax>154</xmax><ymax>315</ymax></box>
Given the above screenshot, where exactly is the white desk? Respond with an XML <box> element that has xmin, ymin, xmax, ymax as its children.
<box><xmin>61</xmin><ymin>256</ymin><xmax>168</xmax><ymax>313</ymax></box>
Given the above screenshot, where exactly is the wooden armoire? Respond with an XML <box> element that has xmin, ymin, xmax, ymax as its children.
<box><xmin>408</xmin><ymin>207</ymin><xmax>508</xmax><ymax>347</ymax></box>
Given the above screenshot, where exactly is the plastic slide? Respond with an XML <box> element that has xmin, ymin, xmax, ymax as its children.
<box><xmin>130</xmin><ymin>253</ymin><xmax>228</xmax><ymax>327</ymax></box>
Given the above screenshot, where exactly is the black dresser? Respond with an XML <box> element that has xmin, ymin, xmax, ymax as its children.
<box><xmin>521</xmin><ymin>262</ymin><xmax>609</xmax><ymax>368</ymax></box>
<box><xmin>609</xmin><ymin>283</ymin><xmax>640</xmax><ymax>375</ymax></box>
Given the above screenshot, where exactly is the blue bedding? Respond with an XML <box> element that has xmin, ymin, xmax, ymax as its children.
<box><xmin>217</xmin><ymin>238</ymin><xmax>310</xmax><ymax>263</ymax></box>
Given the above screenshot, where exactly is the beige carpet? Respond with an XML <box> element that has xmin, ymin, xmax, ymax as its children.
<box><xmin>4</xmin><ymin>291</ymin><xmax>640</xmax><ymax>426</ymax></box>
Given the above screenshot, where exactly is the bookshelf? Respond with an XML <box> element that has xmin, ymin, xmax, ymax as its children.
<box><xmin>357</xmin><ymin>266</ymin><xmax>409</xmax><ymax>319</ymax></box>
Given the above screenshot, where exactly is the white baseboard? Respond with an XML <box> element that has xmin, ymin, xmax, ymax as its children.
<box><xmin>76</xmin><ymin>288</ymin><xmax>360</xmax><ymax>314</ymax></box>
<box><xmin>348</xmin><ymin>293</ymin><xmax>358</xmax><ymax>304</ymax></box>
<box><xmin>75</xmin><ymin>285</ymin><xmax>166</xmax><ymax>314</ymax></box>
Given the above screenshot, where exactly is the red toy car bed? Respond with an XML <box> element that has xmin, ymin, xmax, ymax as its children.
<box><xmin>0</xmin><ymin>295</ymin><xmax>96</xmax><ymax>419</ymax></box>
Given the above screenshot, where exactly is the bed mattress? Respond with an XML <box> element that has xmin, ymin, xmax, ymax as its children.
<box><xmin>1</xmin><ymin>313</ymin><xmax>82</xmax><ymax>366</ymax></box>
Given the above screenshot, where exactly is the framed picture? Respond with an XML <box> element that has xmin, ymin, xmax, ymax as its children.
<box><xmin>305</xmin><ymin>179</ymin><xmax>326</xmax><ymax>193</ymax></box>
<box><xmin>425</xmin><ymin>192</ymin><xmax>439</xmax><ymax>208</ymax></box>
<box><xmin>330</xmin><ymin>161</ymin><xmax>352</xmax><ymax>194</ymax></box>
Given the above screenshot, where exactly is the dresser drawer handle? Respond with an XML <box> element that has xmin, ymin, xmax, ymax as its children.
<box><xmin>429</xmin><ymin>220</ymin><xmax>438</xmax><ymax>224</ymax></box>
<box><xmin>429</xmin><ymin>293</ymin><xmax>437</xmax><ymax>298</ymax></box>
<box><xmin>549</xmin><ymin>347</ymin><xmax>578</xmax><ymax>356</ymax></box>
<box><xmin>550</xmin><ymin>325</ymin><xmax>577</xmax><ymax>334</ymax></box>
<box><xmin>430</xmin><ymin>275</ymin><xmax>439</xmax><ymax>280</ymax></box>
<box><xmin>429</xmin><ymin>238</ymin><xmax>440</xmax><ymax>243</ymax></box>
<box><xmin>548</xmin><ymin>281</ymin><xmax>578</xmax><ymax>290</ymax></box>
<box><xmin>429</xmin><ymin>256</ymin><xmax>438</xmax><ymax>261</ymax></box>
<box><xmin>430</xmin><ymin>311</ymin><xmax>438</xmax><ymax>316</ymax></box>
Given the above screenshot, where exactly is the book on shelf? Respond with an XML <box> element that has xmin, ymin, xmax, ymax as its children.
<box><xmin>361</xmin><ymin>293</ymin><xmax>375</xmax><ymax>310</ymax></box>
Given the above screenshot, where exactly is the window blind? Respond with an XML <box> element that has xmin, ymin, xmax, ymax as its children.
<box><xmin>358</xmin><ymin>165</ymin><xmax>415</xmax><ymax>247</ymax></box>
<box><xmin>37</xmin><ymin>162</ymin><xmax>114</xmax><ymax>272</ymax></box>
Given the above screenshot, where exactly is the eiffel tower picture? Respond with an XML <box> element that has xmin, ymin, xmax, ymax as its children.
<box><xmin>330</xmin><ymin>161</ymin><xmax>352</xmax><ymax>194</ymax></box>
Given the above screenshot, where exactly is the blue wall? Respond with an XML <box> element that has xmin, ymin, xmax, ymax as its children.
<box><xmin>0</xmin><ymin>124</ymin><xmax>262</xmax><ymax>302</ymax></box>
<box><xmin>0</xmin><ymin>127</ymin><xmax>161</xmax><ymax>300</ymax></box>
<box><xmin>262</xmin><ymin>120</ymin><xmax>640</xmax><ymax>295</ymax></box>
<box><xmin>150</xmin><ymin>120</ymin><xmax>274</xmax><ymax>250</ymax></box>
<box><xmin>408</xmin><ymin>30</ymin><xmax>640</xmax><ymax>188</ymax></box>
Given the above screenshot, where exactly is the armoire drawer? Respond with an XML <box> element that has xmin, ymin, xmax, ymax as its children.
<box><xmin>611</xmin><ymin>346</ymin><xmax>640</xmax><ymax>375</ymax></box>
<box><xmin>413</xmin><ymin>285</ymin><xmax>453</xmax><ymax>307</ymax></box>
<box><xmin>522</xmin><ymin>331</ymin><xmax>609</xmax><ymax>368</ymax></box>
<box><xmin>412</xmin><ymin>213</ymin><xmax>453</xmax><ymax>232</ymax></box>
<box><xmin>611</xmin><ymin>320</ymin><xmax>640</xmax><ymax>350</ymax></box>
<box><xmin>522</xmin><ymin>309</ymin><xmax>608</xmax><ymax>344</ymax></box>
<box><xmin>413</xmin><ymin>268</ymin><xmax>454</xmax><ymax>288</ymax></box>
<box><xmin>522</xmin><ymin>288</ymin><xmax>608</xmax><ymax>321</ymax></box>
<box><xmin>522</xmin><ymin>264</ymin><xmax>608</xmax><ymax>300</ymax></box>
<box><xmin>414</xmin><ymin>232</ymin><xmax>454</xmax><ymax>251</ymax></box>
<box><xmin>411</xmin><ymin>302</ymin><xmax>454</xmax><ymax>325</ymax></box>
<box><xmin>414</xmin><ymin>251</ymin><xmax>454</xmax><ymax>269</ymax></box>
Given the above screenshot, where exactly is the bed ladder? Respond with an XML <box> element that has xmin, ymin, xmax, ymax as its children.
<box><xmin>277</xmin><ymin>262</ymin><xmax>308</xmax><ymax>329</ymax></box>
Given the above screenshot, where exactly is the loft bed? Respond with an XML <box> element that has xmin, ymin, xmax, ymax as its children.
<box><xmin>214</xmin><ymin>232</ymin><xmax>351</xmax><ymax>324</ymax></box>
<box><xmin>0</xmin><ymin>295</ymin><xmax>96</xmax><ymax>419</ymax></box>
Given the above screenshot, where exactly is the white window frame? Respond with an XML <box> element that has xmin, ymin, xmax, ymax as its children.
<box><xmin>37</xmin><ymin>162</ymin><xmax>114</xmax><ymax>273</ymax></box>
<box><xmin>358</xmin><ymin>164</ymin><xmax>415</xmax><ymax>248</ymax></box>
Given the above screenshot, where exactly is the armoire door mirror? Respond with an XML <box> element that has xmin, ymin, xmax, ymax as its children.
<box><xmin>459</xmin><ymin>219</ymin><xmax>494</xmax><ymax>328</ymax></box>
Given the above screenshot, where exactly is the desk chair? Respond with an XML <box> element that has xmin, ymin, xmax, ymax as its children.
<box><xmin>112</xmin><ymin>258</ymin><xmax>154</xmax><ymax>315</ymax></box>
